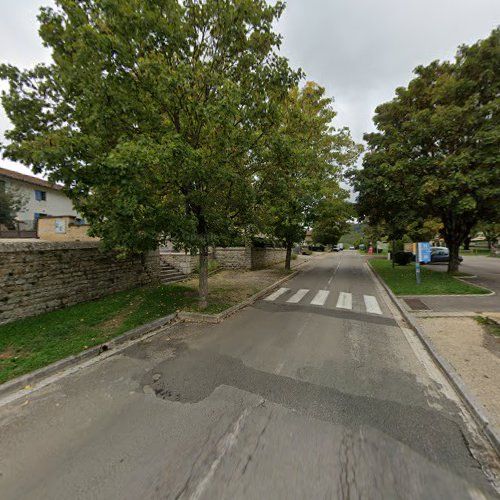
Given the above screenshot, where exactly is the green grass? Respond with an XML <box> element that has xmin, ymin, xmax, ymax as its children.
<box><xmin>0</xmin><ymin>282</ymin><xmax>232</xmax><ymax>385</ymax></box>
<box><xmin>369</xmin><ymin>258</ymin><xmax>491</xmax><ymax>296</ymax></box>
<box><xmin>475</xmin><ymin>316</ymin><xmax>500</xmax><ymax>338</ymax></box>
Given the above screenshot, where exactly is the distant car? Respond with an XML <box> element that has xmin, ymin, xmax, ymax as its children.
<box><xmin>349</xmin><ymin>246</ymin><xmax>355</xmax><ymax>250</ymax></box>
<box><xmin>428</xmin><ymin>246</ymin><xmax>463</xmax><ymax>264</ymax></box>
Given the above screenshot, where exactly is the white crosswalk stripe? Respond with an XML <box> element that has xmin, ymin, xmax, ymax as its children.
<box><xmin>336</xmin><ymin>292</ymin><xmax>352</xmax><ymax>310</ymax></box>
<box><xmin>265</xmin><ymin>287</ymin><xmax>290</xmax><ymax>302</ymax></box>
<box><xmin>363</xmin><ymin>295</ymin><xmax>382</xmax><ymax>315</ymax></box>
<box><xmin>310</xmin><ymin>290</ymin><xmax>330</xmax><ymax>306</ymax></box>
<box><xmin>287</xmin><ymin>289</ymin><xmax>310</xmax><ymax>303</ymax></box>
<box><xmin>265</xmin><ymin>287</ymin><xmax>383</xmax><ymax>315</ymax></box>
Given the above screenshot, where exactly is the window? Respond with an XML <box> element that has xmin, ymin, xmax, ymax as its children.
<box><xmin>0</xmin><ymin>180</ymin><xmax>5</xmax><ymax>193</ymax></box>
<box><xmin>35</xmin><ymin>190</ymin><xmax>46</xmax><ymax>201</ymax></box>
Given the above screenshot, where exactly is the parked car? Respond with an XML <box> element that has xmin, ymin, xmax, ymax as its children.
<box><xmin>428</xmin><ymin>246</ymin><xmax>463</xmax><ymax>264</ymax></box>
<box><xmin>349</xmin><ymin>246</ymin><xmax>355</xmax><ymax>250</ymax></box>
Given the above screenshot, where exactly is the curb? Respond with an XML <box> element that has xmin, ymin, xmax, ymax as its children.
<box><xmin>367</xmin><ymin>262</ymin><xmax>500</xmax><ymax>456</ymax></box>
<box><xmin>0</xmin><ymin>263</ymin><xmax>306</xmax><ymax>399</ymax></box>
<box><xmin>0</xmin><ymin>314</ymin><xmax>177</xmax><ymax>399</ymax></box>
<box><xmin>177</xmin><ymin>269</ymin><xmax>300</xmax><ymax>323</ymax></box>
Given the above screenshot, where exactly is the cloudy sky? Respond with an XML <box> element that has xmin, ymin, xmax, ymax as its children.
<box><xmin>0</xmin><ymin>0</ymin><xmax>499</xmax><ymax>178</ymax></box>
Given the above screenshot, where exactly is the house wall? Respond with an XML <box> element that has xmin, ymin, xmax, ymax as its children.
<box><xmin>2</xmin><ymin>177</ymin><xmax>79</xmax><ymax>222</ymax></box>
<box><xmin>0</xmin><ymin>241</ymin><xmax>160</xmax><ymax>325</ymax></box>
<box><xmin>38</xmin><ymin>217</ymin><xmax>97</xmax><ymax>242</ymax></box>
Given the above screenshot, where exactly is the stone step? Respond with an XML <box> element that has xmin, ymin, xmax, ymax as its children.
<box><xmin>161</xmin><ymin>269</ymin><xmax>184</xmax><ymax>276</ymax></box>
<box><xmin>161</xmin><ymin>275</ymin><xmax>186</xmax><ymax>284</ymax></box>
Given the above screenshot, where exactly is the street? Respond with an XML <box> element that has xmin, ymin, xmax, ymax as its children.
<box><xmin>0</xmin><ymin>251</ymin><xmax>498</xmax><ymax>499</ymax></box>
<box><xmin>411</xmin><ymin>256</ymin><xmax>500</xmax><ymax>313</ymax></box>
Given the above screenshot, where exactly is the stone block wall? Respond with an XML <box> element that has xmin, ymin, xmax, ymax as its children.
<box><xmin>0</xmin><ymin>241</ymin><xmax>160</xmax><ymax>325</ymax></box>
<box><xmin>250</xmin><ymin>248</ymin><xmax>286</xmax><ymax>269</ymax></box>
<box><xmin>160</xmin><ymin>252</ymin><xmax>199</xmax><ymax>275</ymax></box>
<box><xmin>213</xmin><ymin>247</ymin><xmax>252</xmax><ymax>269</ymax></box>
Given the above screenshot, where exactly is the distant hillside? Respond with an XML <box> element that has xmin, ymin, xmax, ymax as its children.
<box><xmin>339</xmin><ymin>223</ymin><xmax>365</xmax><ymax>246</ymax></box>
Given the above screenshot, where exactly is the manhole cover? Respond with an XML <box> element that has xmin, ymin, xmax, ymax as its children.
<box><xmin>404</xmin><ymin>298</ymin><xmax>431</xmax><ymax>311</ymax></box>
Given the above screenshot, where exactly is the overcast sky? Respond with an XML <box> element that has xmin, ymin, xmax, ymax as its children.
<box><xmin>1</xmin><ymin>0</ymin><xmax>499</xmax><ymax>178</ymax></box>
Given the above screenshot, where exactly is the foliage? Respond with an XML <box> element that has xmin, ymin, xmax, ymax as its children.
<box><xmin>477</xmin><ymin>221</ymin><xmax>500</xmax><ymax>249</ymax></box>
<box><xmin>257</xmin><ymin>81</ymin><xmax>361</xmax><ymax>269</ymax></box>
<box><xmin>0</xmin><ymin>185</ymin><xmax>25</xmax><ymax>227</ymax></box>
<box><xmin>351</xmin><ymin>28</ymin><xmax>500</xmax><ymax>272</ymax></box>
<box><xmin>369</xmin><ymin>258</ymin><xmax>490</xmax><ymax>296</ymax></box>
<box><xmin>0</xmin><ymin>0</ymin><xmax>299</xmax><ymax>306</ymax></box>
<box><xmin>311</xmin><ymin>189</ymin><xmax>353</xmax><ymax>246</ymax></box>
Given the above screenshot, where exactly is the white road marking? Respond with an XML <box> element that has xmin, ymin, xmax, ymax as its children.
<box><xmin>287</xmin><ymin>289</ymin><xmax>310</xmax><ymax>303</ymax></box>
<box><xmin>265</xmin><ymin>287</ymin><xmax>289</xmax><ymax>302</ymax></box>
<box><xmin>310</xmin><ymin>290</ymin><xmax>330</xmax><ymax>306</ymax></box>
<box><xmin>190</xmin><ymin>408</ymin><xmax>250</xmax><ymax>500</ymax></box>
<box><xmin>274</xmin><ymin>362</ymin><xmax>284</xmax><ymax>374</ymax></box>
<box><xmin>363</xmin><ymin>295</ymin><xmax>382</xmax><ymax>315</ymax></box>
<box><xmin>336</xmin><ymin>292</ymin><xmax>352</xmax><ymax>310</ymax></box>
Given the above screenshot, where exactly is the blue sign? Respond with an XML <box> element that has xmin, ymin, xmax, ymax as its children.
<box><xmin>419</xmin><ymin>242</ymin><xmax>431</xmax><ymax>264</ymax></box>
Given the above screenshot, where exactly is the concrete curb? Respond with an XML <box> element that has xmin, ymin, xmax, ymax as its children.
<box><xmin>0</xmin><ymin>261</ymin><xmax>307</xmax><ymax>398</ymax></box>
<box><xmin>367</xmin><ymin>262</ymin><xmax>500</xmax><ymax>456</ymax></box>
<box><xmin>178</xmin><ymin>269</ymin><xmax>300</xmax><ymax>323</ymax></box>
<box><xmin>0</xmin><ymin>314</ymin><xmax>177</xmax><ymax>399</ymax></box>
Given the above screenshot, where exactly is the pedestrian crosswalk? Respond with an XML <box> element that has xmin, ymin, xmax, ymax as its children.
<box><xmin>264</xmin><ymin>287</ymin><xmax>383</xmax><ymax>315</ymax></box>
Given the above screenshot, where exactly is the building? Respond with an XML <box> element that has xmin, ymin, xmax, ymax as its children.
<box><xmin>0</xmin><ymin>166</ymin><xmax>80</xmax><ymax>237</ymax></box>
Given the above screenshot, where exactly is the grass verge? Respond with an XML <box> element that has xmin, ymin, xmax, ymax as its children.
<box><xmin>369</xmin><ymin>258</ymin><xmax>490</xmax><ymax>296</ymax></box>
<box><xmin>475</xmin><ymin>316</ymin><xmax>500</xmax><ymax>338</ymax></box>
<box><xmin>0</xmin><ymin>267</ymin><xmax>287</xmax><ymax>385</ymax></box>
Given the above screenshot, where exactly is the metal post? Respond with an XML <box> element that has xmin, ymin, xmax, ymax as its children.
<box><xmin>415</xmin><ymin>243</ymin><xmax>421</xmax><ymax>285</ymax></box>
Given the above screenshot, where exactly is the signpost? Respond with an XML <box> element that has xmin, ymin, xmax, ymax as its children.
<box><xmin>415</xmin><ymin>244</ymin><xmax>421</xmax><ymax>285</ymax></box>
<box><xmin>414</xmin><ymin>242</ymin><xmax>431</xmax><ymax>285</ymax></box>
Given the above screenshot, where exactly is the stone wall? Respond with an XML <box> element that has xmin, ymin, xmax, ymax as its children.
<box><xmin>212</xmin><ymin>247</ymin><xmax>285</xmax><ymax>270</ymax></box>
<box><xmin>0</xmin><ymin>241</ymin><xmax>160</xmax><ymax>325</ymax></box>
<box><xmin>160</xmin><ymin>252</ymin><xmax>199</xmax><ymax>275</ymax></box>
<box><xmin>213</xmin><ymin>247</ymin><xmax>252</xmax><ymax>269</ymax></box>
<box><xmin>158</xmin><ymin>246</ymin><xmax>287</xmax><ymax>276</ymax></box>
<box><xmin>250</xmin><ymin>247</ymin><xmax>286</xmax><ymax>269</ymax></box>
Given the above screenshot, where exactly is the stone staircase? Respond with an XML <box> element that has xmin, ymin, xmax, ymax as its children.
<box><xmin>160</xmin><ymin>262</ymin><xmax>187</xmax><ymax>284</ymax></box>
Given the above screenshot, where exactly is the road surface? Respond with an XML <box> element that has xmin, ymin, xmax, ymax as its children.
<box><xmin>411</xmin><ymin>255</ymin><xmax>500</xmax><ymax>313</ymax></box>
<box><xmin>0</xmin><ymin>251</ymin><xmax>498</xmax><ymax>499</ymax></box>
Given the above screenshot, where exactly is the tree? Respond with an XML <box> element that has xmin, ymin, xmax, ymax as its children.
<box><xmin>311</xmin><ymin>190</ymin><xmax>352</xmax><ymax>247</ymax></box>
<box><xmin>352</xmin><ymin>29</ymin><xmax>500</xmax><ymax>272</ymax></box>
<box><xmin>0</xmin><ymin>186</ymin><xmax>25</xmax><ymax>228</ymax></box>
<box><xmin>258</xmin><ymin>82</ymin><xmax>360</xmax><ymax>270</ymax></box>
<box><xmin>0</xmin><ymin>0</ymin><xmax>300</xmax><ymax>307</ymax></box>
<box><xmin>477</xmin><ymin>221</ymin><xmax>500</xmax><ymax>250</ymax></box>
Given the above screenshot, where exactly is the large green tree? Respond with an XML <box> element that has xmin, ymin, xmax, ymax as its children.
<box><xmin>258</xmin><ymin>82</ymin><xmax>360</xmax><ymax>270</ymax></box>
<box><xmin>0</xmin><ymin>186</ymin><xmax>25</xmax><ymax>228</ymax></box>
<box><xmin>352</xmin><ymin>29</ymin><xmax>500</xmax><ymax>272</ymax></box>
<box><xmin>311</xmin><ymin>190</ymin><xmax>352</xmax><ymax>247</ymax></box>
<box><xmin>1</xmin><ymin>0</ymin><xmax>299</xmax><ymax>306</ymax></box>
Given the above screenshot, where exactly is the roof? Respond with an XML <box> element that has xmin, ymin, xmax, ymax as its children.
<box><xmin>0</xmin><ymin>166</ymin><xmax>64</xmax><ymax>191</ymax></box>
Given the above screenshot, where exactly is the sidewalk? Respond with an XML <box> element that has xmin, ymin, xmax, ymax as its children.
<box><xmin>415</xmin><ymin>314</ymin><xmax>500</xmax><ymax>436</ymax></box>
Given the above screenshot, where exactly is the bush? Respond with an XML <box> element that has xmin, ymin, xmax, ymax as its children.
<box><xmin>394</xmin><ymin>251</ymin><xmax>413</xmax><ymax>266</ymax></box>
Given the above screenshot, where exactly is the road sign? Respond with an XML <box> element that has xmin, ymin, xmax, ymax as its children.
<box><xmin>419</xmin><ymin>242</ymin><xmax>431</xmax><ymax>264</ymax></box>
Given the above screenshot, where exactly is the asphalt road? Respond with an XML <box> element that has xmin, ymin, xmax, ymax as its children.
<box><xmin>413</xmin><ymin>256</ymin><xmax>500</xmax><ymax>312</ymax></box>
<box><xmin>0</xmin><ymin>251</ymin><xmax>498</xmax><ymax>499</ymax></box>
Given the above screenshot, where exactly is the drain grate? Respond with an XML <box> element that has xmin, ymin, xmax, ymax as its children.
<box><xmin>404</xmin><ymin>298</ymin><xmax>431</xmax><ymax>311</ymax></box>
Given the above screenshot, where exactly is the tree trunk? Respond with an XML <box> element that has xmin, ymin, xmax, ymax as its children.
<box><xmin>463</xmin><ymin>235</ymin><xmax>471</xmax><ymax>251</ymax></box>
<box><xmin>198</xmin><ymin>246</ymin><xmax>209</xmax><ymax>309</ymax></box>
<box><xmin>392</xmin><ymin>239</ymin><xmax>395</xmax><ymax>269</ymax></box>
<box><xmin>446</xmin><ymin>238</ymin><xmax>461</xmax><ymax>273</ymax></box>
<box><xmin>285</xmin><ymin>242</ymin><xmax>293</xmax><ymax>271</ymax></box>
